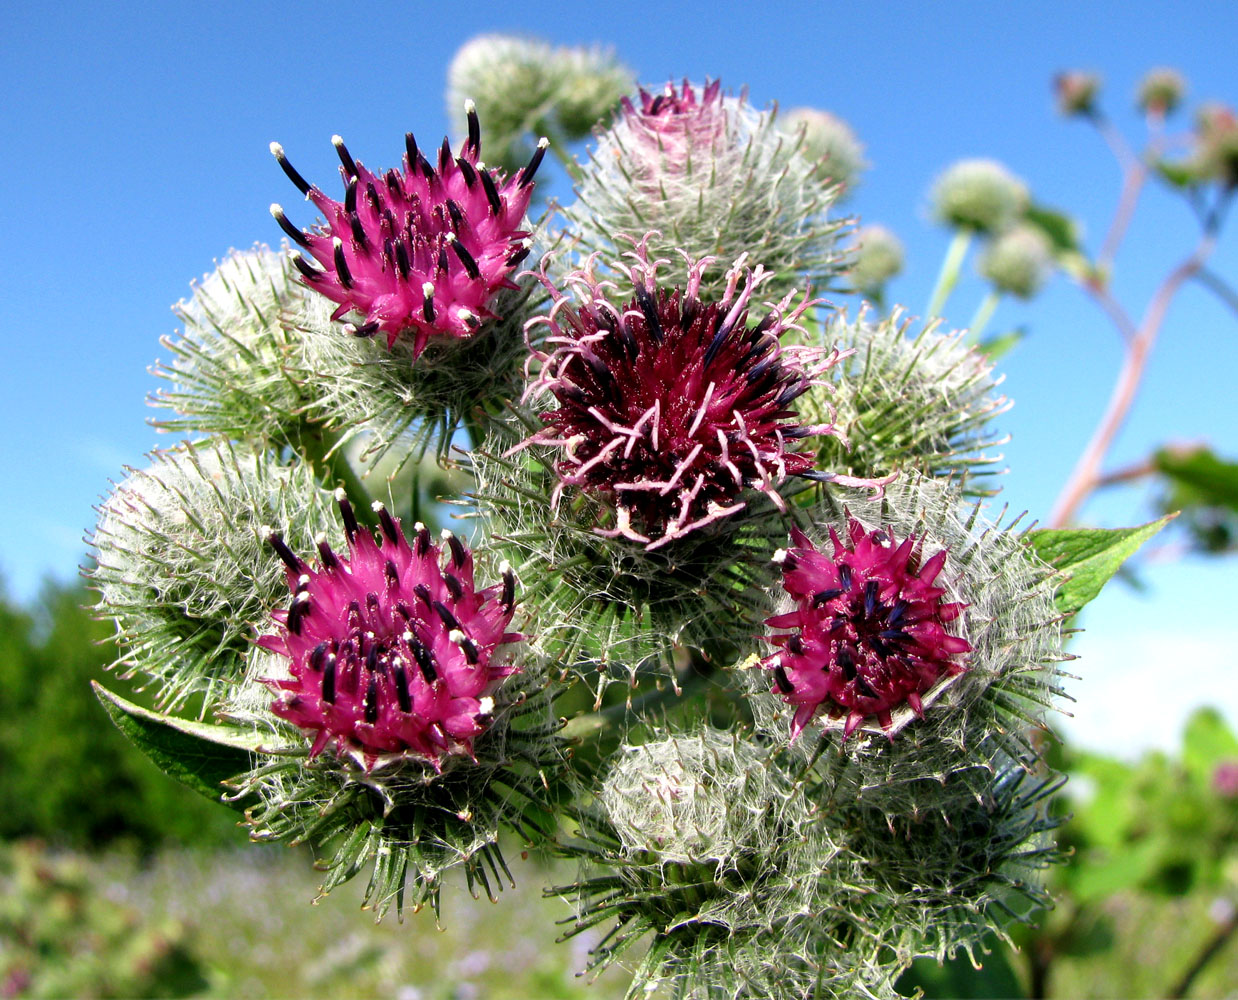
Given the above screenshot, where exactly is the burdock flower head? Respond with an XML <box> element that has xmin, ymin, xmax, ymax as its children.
<box><xmin>258</xmin><ymin>490</ymin><xmax>521</xmax><ymax>767</ymax></box>
<box><xmin>523</xmin><ymin>238</ymin><xmax>848</xmax><ymax>551</ymax></box>
<box><xmin>269</xmin><ymin>105</ymin><xmax>546</xmax><ymax>357</ymax></box>
<box><xmin>763</xmin><ymin>519</ymin><xmax>972</xmax><ymax>739</ymax></box>
<box><xmin>748</xmin><ymin>474</ymin><xmax>1067</xmax><ymax>810</ymax></box>
<box><xmin>564</xmin><ymin>80</ymin><xmax>846</xmax><ymax>300</ymax></box>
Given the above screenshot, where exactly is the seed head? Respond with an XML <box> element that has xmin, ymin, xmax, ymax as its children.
<box><xmin>258</xmin><ymin>494</ymin><xmax>522</xmax><ymax>768</ymax></box>
<box><xmin>270</xmin><ymin>117</ymin><xmax>545</xmax><ymax>357</ymax></box>
<box><xmin>523</xmin><ymin>239</ymin><xmax>844</xmax><ymax>550</ymax></box>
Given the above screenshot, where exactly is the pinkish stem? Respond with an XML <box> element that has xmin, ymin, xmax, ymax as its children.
<box><xmin>1050</xmin><ymin>232</ymin><xmax>1217</xmax><ymax>527</ymax></box>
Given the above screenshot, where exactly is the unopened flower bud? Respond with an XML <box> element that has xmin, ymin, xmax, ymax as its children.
<box><xmin>849</xmin><ymin>224</ymin><xmax>904</xmax><ymax>295</ymax></box>
<box><xmin>780</xmin><ymin>107</ymin><xmax>866</xmax><ymax>193</ymax></box>
<box><xmin>1054</xmin><ymin>70</ymin><xmax>1101</xmax><ymax>117</ymax></box>
<box><xmin>1137</xmin><ymin>67</ymin><xmax>1186</xmax><ymax>116</ymax></box>
<box><xmin>931</xmin><ymin>158</ymin><xmax>1029</xmax><ymax>234</ymax></box>
<box><xmin>978</xmin><ymin>224</ymin><xmax>1054</xmax><ymax>298</ymax></box>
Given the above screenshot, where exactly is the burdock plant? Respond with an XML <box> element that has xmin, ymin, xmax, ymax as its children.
<box><xmin>87</xmin><ymin>33</ymin><xmax>1165</xmax><ymax>1000</ymax></box>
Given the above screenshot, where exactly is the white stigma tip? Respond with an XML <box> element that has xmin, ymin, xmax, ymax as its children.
<box><xmin>331</xmin><ymin>134</ymin><xmax>345</xmax><ymax>147</ymax></box>
<box><xmin>772</xmin><ymin>548</ymin><xmax>788</xmax><ymax>564</ymax></box>
<box><xmin>476</xmin><ymin>160</ymin><xmax>486</xmax><ymax>171</ymax></box>
<box><xmin>537</xmin><ymin>136</ymin><xmax>550</xmax><ymax>149</ymax></box>
<box><xmin>402</xmin><ymin>631</ymin><xmax>415</xmax><ymax>644</ymax></box>
<box><xmin>458</xmin><ymin>308</ymin><xmax>477</xmax><ymax>322</ymax></box>
<box><xmin>269</xmin><ymin>141</ymin><xmax>284</xmax><ymax>157</ymax></box>
<box><xmin>440</xmin><ymin>529</ymin><xmax>454</xmax><ymax>541</ymax></box>
<box><xmin>334</xmin><ymin>487</ymin><xmax>347</xmax><ymax>501</ymax></box>
<box><xmin>332</xmin><ymin>236</ymin><xmax>343</xmax><ymax>250</ymax></box>
<box><xmin>499</xmin><ymin>560</ymin><xmax>512</xmax><ymax>574</ymax></box>
<box><xmin>269</xmin><ymin>203</ymin><xmax>283</xmax><ymax>217</ymax></box>
<box><xmin>449</xmin><ymin>629</ymin><xmax>466</xmax><ymax>646</ymax></box>
<box><xmin>413</xmin><ymin>521</ymin><xmax>426</xmax><ymax>533</ymax></box>
<box><xmin>478</xmin><ymin>696</ymin><xmax>495</xmax><ymax>715</ymax></box>
<box><xmin>297</xmin><ymin>574</ymin><xmax>311</xmax><ymax>587</ymax></box>
<box><xmin>371</xmin><ymin>500</ymin><xmax>385</xmax><ymax>513</ymax></box>
<box><xmin>422</xmin><ymin>281</ymin><xmax>436</xmax><ymax>297</ymax></box>
<box><xmin>259</xmin><ymin>525</ymin><xmax>274</xmax><ymax>539</ymax></box>
<box><xmin>464</xmin><ymin>98</ymin><xmax>476</xmax><ymax>113</ymax></box>
<box><xmin>295</xmin><ymin>591</ymin><xmax>311</xmax><ymax>605</ymax></box>
<box><xmin>444</xmin><ymin>231</ymin><xmax>457</xmax><ymax>242</ymax></box>
<box><xmin>314</xmin><ymin>531</ymin><xmax>327</xmax><ymax>545</ymax></box>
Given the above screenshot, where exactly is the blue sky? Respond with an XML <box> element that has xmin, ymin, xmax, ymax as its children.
<box><xmin>2</xmin><ymin>1</ymin><xmax>1235</xmax><ymax>753</ymax></box>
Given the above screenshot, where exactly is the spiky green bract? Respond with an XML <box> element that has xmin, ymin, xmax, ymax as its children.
<box><xmin>296</xmin><ymin>271</ymin><xmax>542</xmax><ymax>465</ymax></box>
<box><xmin>747</xmin><ymin>473</ymin><xmax>1069</xmax><ymax>810</ymax></box>
<box><xmin>802</xmin><ymin>310</ymin><xmax>1009</xmax><ymax>494</ymax></box>
<box><xmin>221</xmin><ymin>643</ymin><xmax>563</xmax><ymax>920</ymax></box>
<box><xmin>446</xmin><ymin>35</ymin><xmax>633</xmax><ymax>171</ymax></box>
<box><xmin>838</xmin><ymin>761</ymin><xmax>1064</xmax><ymax>968</ymax></box>
<box><xmin>978</xmin><ymin>224</ymin><xmax>1054</xmax><ymax>299</ymax></box>
<box><xmin>469</xmin><ymin>413</ymin><xmax>798</xmax><ymax>691</ymax></box>
<box><xmin>561</xmin><ymin>80</ymin><xmax>847</xmax><ymax>302</ymax></box>
<box><xmin>555</xmin><ymin>728</ymin><xmax>893</xmax><ymax>1000</ymax></box>
<box><xmin>151</xmin><ymin>246</ymin><xmax>539</xmax><ymax>467</ymax></box>
<box><xmin>88</xmin><ymin>441</ymin><xmax>340</xmax><ymax>714</ymax></box>
<box><xmin>930</xmin><ymin>159</ymin><xmax>1029</xmax><ymax>234</ymax></box>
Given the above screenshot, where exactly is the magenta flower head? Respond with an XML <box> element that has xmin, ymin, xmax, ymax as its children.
<box><xmin>269</xmin><ymin>103</ymin><xmax>546</xmax><ymax>357</ymax></box>
<box><xmin>763</xmin><ymin>519</ymin><xmax>971</xmax><ymax>740</ymax></box>
<box><xmin>257</xmin><ymin>490</ymin><xmax>521</xmax><ymax>769</ymax></box>
<box><xmin>522</xmin><ymin>238</ymin><xmax>848</xmax><ymax>551</ymax></box>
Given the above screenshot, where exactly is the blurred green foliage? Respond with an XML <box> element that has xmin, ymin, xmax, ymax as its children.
<box><xmin>0</xmin><ymin>839</ymin><xmax>207</xmax><ymax>999</ymax></box>
<box><xmin>902</xmin><ymin>708</ymin><xmax>1238</xmax><ymax>998</ymax></box>
<box><xmin>0</xmin><ymin>577</ymin><xmax>238</xmax><ymax>850</ymax></box>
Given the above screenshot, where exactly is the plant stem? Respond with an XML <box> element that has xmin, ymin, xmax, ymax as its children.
<box><xmin>966</xmin><ymin>290</ymin><xmax>1001</xmax><ymax>343</ymax></box>
<box><xmin>1049</xmin><ymin>230</ymin><xmax>1218</xmax><ymax>527</ymax></box>
<box><xmin>561</xmin><ymin>661</ymin><xmax>717</xmax><ymax>744</ymax></box>
<box><xmin>1167</xmin><ymin>900</ymin><xmax>1238</xmax><ymax>998</ymax></box>
<box><xmin>294</xmin><ymin>421</ymin><xmax>377</xmax><ymax>527</ymax></box>
<box><xmin>926</xmin><ymin>229</ymin><xmax>973</xmax><ymax>319</ymax></box>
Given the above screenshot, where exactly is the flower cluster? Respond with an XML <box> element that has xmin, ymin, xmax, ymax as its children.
<box><xmin>270</xmin><ymin>106</ymin><xmax>544</xmax><ymax>356</ymax></box>
<box><xmin>86</xmin><ymin>38</ymin><xmax>1097</xmax><ymax>999</ymax></box>
<box><xmin>258</xmin><ymin>492</ymin><xmax>521</xmax><ymax>767</ymax></box>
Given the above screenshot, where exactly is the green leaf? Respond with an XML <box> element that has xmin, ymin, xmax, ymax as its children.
<box><xmin>976</xmin><ymin>327</ymin><xmax>1024</xmax><ymax>362</ymax></box>
<box><xmin>1025</xmin><ymin>202</ymin><xmax>1082</xmax><ymax>254</ymax></box>
<box><xmin>1154</xmin><ymin>446</ymin><xmax>1238</xmax><ymax>511</ymax></box>
<box><xmin>1027</xmin><ymin>515</ymin><xmax>1175</xmax><ymax>616</ymax></box>
<box><xmin>92</xmin><ymin>682</ymin><xmax>262</xmax><ymax>805</ymax></box>
<box><xmin>1153</xmin><ymin>159</ymin><xmax>1202</xmax><ymax>190</ymax></box>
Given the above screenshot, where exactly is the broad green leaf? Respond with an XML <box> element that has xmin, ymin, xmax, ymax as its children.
<box><xmin>92</xmin><ymin>681</ymin><xmax>262</xmax><ymax>805</ymax></box>
<box><xmin>1154</xmin><ymin>446</ymin><xmax>1238</xmax><ymax>511</ymax></box>
<box><xmin>1181</xmin><ymin>706</ymin><xmax>1238</xmax><ymax>785</ymax></box>
<box><xmin>1066</xmin><ymin>836</ymin><xmax>1167</xmax><ymax>904</ymax></box>
<box><xmin>1028</xmin><ymin>515</ymin><xmax>1174</xmax><ymax>616</ymax></box>
<box><xmin>1025</xmin><ymin>202</ymin><xmax>1082</xmax><ymax>254</ymax></box>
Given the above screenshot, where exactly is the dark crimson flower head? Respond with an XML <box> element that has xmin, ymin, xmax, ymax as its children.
<box><xmin>521</xmin><ymin>239</ymin><xmax>848</xmax><ymax>550</ymax></box>
<box><xmin>258</xmin><ymin>490</ymin><xmax>521</xmax><ymax>768</ymax></box>
<box><xmin>269</xmin><ymin>103</ymin><xmax>545</xmax><ymax>357</ymax></box>
<box><xmin>762</xmin><ymin>518</ymin><xmax>971</xmax><ymax>739</ymax></box>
